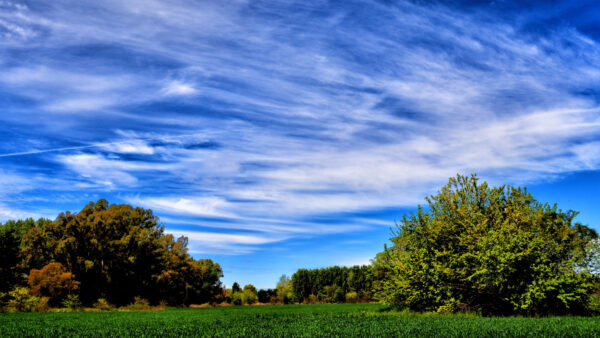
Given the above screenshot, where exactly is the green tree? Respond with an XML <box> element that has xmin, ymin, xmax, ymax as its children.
<box><xmin>0</xmin><ymin>226</ymin><xmax>21</xmax><ymax>293</ymax></box>
<box><xmin>276</xmin><ymin>275</ymin><xmax>294</xmax><ymax>304</ymax></box>
<box><xmin>374</xmin><ymin>174</ymin><xmax>598</xmax><ymax>315</ymax></box>
<box><xmin>231</xmin><ymin>282</ymin><xmax>241</xmax><ymax>293</ymax></box>
<box><xmin>242</xmin><ymin>284</ymin><xmax>258</xmax><ymax>305</ymax></box>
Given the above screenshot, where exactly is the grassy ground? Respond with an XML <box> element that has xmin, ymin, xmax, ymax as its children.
<box><xmin>1</xmin><ymin>303</ymin><xmax>600</xmax><ymax>337</ymax></box>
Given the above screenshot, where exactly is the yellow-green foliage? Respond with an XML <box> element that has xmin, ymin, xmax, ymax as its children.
<box><xmin>374</xmin><ymin>174</ymin><xmax>599</xmax><ymax>315</ymax></box>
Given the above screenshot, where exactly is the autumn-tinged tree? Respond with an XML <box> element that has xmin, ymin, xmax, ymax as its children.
<box><xmin>374</xmin><ymin>174</ymin><xmax>599</xmax><ymax>315</ymax></box>
<box><xmin>18</xmin><ymin>200</ymin><xmax>223</xmax><ymax>306</ymax></box>
<box><xmin>28</xmin><ymin>262</ymin><xmax>79</xmax><ymax>307</ymax></box>
<box><xmin>0</xmin><ymin>218</ymin><xmax>52</xmax><ymax>292</ymax></box>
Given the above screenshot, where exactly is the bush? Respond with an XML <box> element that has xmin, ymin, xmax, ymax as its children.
<box><xmin>61</xmin><ymin>294</ymin><xmax>82</xmax><ymax>311</ymax></box>
<box><xmin>93</xmin><ymin>298</ymin><xmax>113</xmax><ymax>311</ymax></box>
<box><xmin>374</xmin><ymin>174</ymin><xmax>599</xmax><ymax>315</ymax></box>
<box><xmin>345</xmin><ymin>292</ymin><xmax>358</xmax><ymax>303</ymax></box>
<box><xmin>303</xmin><ymin>294</ymin><xmax>319</xmax><ymax>304</ymax></box>
<box><xmin>589</xmin><ymin>295</ymin><xmax>600</xmax><ymax>314</ymax></box>
<box><xmin>28</xmin><ymin>262</ymin><xmax>80</xmax><ymax>307</ymax></box>
<box><xmin>6</xmin><ymin>287</ymin><xmax>39</xmax><ymax>312</ymax></box>
<box><xmin>242</xmin><ymin>289</ymin><xmax>257</xmax><ymax>305</ymax></box>
<box><xmin>231</xmin><ymin>292</ymin><xmax>243</xmax><ymax>306</ymax></box>
<box><xmin>123</xmin><ymin>296</ymin><xmax>151</xmax><ymax>310</ymax></box>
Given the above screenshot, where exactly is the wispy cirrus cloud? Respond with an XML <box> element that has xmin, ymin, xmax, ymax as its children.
<box><xmin>0</xmin><ymin>0</ymin><xmax>599</xmax><ymax>275</ymax></box>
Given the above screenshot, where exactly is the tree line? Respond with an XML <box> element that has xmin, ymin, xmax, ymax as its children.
<box><xmin>291</xmin><ymin>265</ymin><xmax>374</xmax><ymax>303</ymax></box>
<box><xmin>2</xmin><ymin>174</ymin><xmax>599</xmax><ymax>315</ymax></box>
<box><xmin>0</xmin><ymin>200</ymin><xmax>222</xmax><ymax>311</ymax></box>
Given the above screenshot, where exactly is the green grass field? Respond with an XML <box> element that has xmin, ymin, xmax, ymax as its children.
<box><xmin>1</xmin><ymin>303</ymin><xmax>600</xmax><ymax>337</ymax></box>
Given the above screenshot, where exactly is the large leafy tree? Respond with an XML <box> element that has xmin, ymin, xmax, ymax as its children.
<box><xmin>374</xmin><ymin>174</ymin><xmax>598</xmax><ymax>315</ymax></box>
<box><xmin>0</xmin><ymin>218</ymin><xmax>52</xmax><ymax>292</ymax></box>
<box><xmin>19</xmin><ymin>200</ymin><xmax>222</xmax><ymax>306</ymax></box>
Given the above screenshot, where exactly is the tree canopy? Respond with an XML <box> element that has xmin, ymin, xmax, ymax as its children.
<box><xmin>0</xmin><ymin>200</ymin><xmax>223</xmax><ymax>307</ymax></box>
<box><xmin>374</xmin><ymin>174</ymin><xmax>599</xmax><ymax>315</ymax></box>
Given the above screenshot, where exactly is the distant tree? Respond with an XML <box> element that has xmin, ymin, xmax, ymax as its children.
<box><xmin>276</xmin><ymin>275</ymin><xmax>294</xmax><ymax>304</ymax></box>
<box><xmin>243</xmin><ymin>284</ymin><xmax>257</xmax><ymax>295</ymax></box>
<box><xmin>0</xmin><ymin>226</ymin><xmax>22</xmax><ymax>293</ymax></box>
<box><xmin>156</xmin><ymin>234</ymin><xmax>222</xmax><ymax>305</ymax></box>
<box><xmin>231</xmin><ymin>282</ymin><xmax>241</xmax><ymax>293</ymax></box>
<box><xmin>231</xmin><ymin>291</ymin><xmax>243</xmax><ymax>306</ymax></box>
<box><xmin>257</xmin><ymin>289</ymin><xmax>277</xmax><ymax>303</ymax></box>
<box><xmin>242</xmin><ymin>284</ymin><xmax>258</xmax><ymax>305</ymax></box>
<box><xmin>291</xmin><ymin>265</ymin><xmax>374</xmax><ymax>303</ymax></box>
<box><xmin>374</xmin><ymin>174</ymin><xmax>599</xmax><ymax>315</ymax></box>
<box><xmin>0</xmin><ymin>218</ymin><xmax>53</xmax><ymax>293</ymax></box>
<box><xmin>28</xmin><ymin>262</ymin><xmax>79</xmax><ymax>307</ymax></box>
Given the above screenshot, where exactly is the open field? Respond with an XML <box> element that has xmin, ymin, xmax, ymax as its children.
<box><xmin>1</xmin><ymin>303</ymin><xmax>600</xmax><ymax>337</ymax></box>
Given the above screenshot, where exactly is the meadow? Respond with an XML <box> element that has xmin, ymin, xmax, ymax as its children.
<box><xmin>1</xmin><ymin>303</ymin><xmax>600</xmax><ymax>337</ymax></box>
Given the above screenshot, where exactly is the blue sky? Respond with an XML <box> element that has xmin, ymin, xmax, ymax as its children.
<box><xmin>1</xmin><ymin>0</ymin><xmax>599</xmax><ymax>289</ymax></box>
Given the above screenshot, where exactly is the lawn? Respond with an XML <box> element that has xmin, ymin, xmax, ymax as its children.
<box><xmin>1</xmin><ymin>303</ymin><xmax>600</xmax><ymax>337</ymax></box>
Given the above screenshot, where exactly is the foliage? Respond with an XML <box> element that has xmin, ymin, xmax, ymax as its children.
<box><xmin>231</xmin><ymin>292</ymin><xmax>243</xmax><ymax>306</ymax></box>
<box><xmin>93</xmin><ymin>298</ymin><xmax>113</xmax><ymax>311</ymax></box>
<box><xmin>374</xmin><ymin>174</ymin><xmax>599</xmax><ymax>315</ymax></box>
<box><xmin>257</xmin><ymin>289</ymin><xmax>277</xmax><ymax>303</ymax></box>
<box><xmin>346</xmin><ymin>292</ymin><xmax>358</xmax><ymax>303</ymax></box>
<box><xmin>242</xmin><ymin>284</ymin><xmax>258</xmax><ymax>305</ymax></box>
<box><xmin>61</xmin><ymin>294</ymin><xmax>82</xmax><ymax>310</ymax></box>
<box><xmin>276</xmin><ymin>274</ymin><xmax>295</xmax><ymax>304</ymax></box>
<box><xmin>231</xmin><ymin>282</ymin><xmax>241</xmax><ymax>293</ymax></box>
<box><xmin>121</xmin><ymin>296</ymin><xmax>152</xmax><ymax>311</ymax></box>
<box><xmin>5</xmin><ymin>287</ymin><xmax>39</xmax><ymax>312</ymax></box>
<box><xmin>0</xmin><ymin>226</ymin><xmax>22</xmax><ymax>293</ymax></box>
<box><xmin>0</xmin><ymin>200</ymin><xmax>222</xmax><ymax>308</ymax></box>
<box><xmin>291</xmin><ymin>265</ymin><xmax>374</xmax><ymax>303</ymax></box>
<box><xmin>2</xmin><ymin>304</ymin><xmax>600</xmax><ymax>336</ymax></box>
<box><xmin>28</xmin><ymin>262</ymin><xmax>80</xmax><ymax>307</ymax></box>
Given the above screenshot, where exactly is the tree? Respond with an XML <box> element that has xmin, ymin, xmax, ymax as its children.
<box><xmin>0</xmin><ymin>226</ymin><xmax>21</xmax><ymax>293</ymax></box>
<box><xmin>19</xmin><ymin>200</ymin><xmax>223</xmax><ymax>306</ymax></box>
<box><xmin>374</xmin><ymin>174</ymin><xmax>599</xmax><ymax>315</ymax></box>
<box><xmin>291</xmin><ymin>265</ymin><xmax>374</xmax><ymax>303</ymax></box>
<box><xmin>257</xmin><ymin>289</ymin><xmax>277</xmax><ymax>303</ymax></box>
<box><xmin>231</xmin><ymin>282</ymin><xmax>241</xmax><ymax>293</ymax></box>
<box><xmin>28</xmin><ymin>262</ymin><xmax>80</xmax><ymax>307</ymax></box>
<box><xmin>276</xmin><ymin>274</ymin><xmax>294</xmax><ymax>304</ymax></box>
<box><xmin>242</xmin><ymin>284</ymin><xmax>258</xmax><ymax>304</ymax></box>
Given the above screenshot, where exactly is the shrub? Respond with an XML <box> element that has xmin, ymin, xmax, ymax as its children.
<box><xmin>123</xmin><ymin>296</ymin><xmax>152</xmax><ymax>310</ymax></box>
<box><xmin>93</xmin><ymin>298</ymin><xmax>113</xmax><ymax>311</ymax></box>
<box><xmin>34</xmin><ymin>297</ymin><xmax>51</xmax><ymax>312</ymax></box>
<box><xmin>231</xmin><ymin>292</ymin><xmax>243</xmax><ymax>306</ymax></box>
<box><xmin>242</xmin><ymin>289</ymin><xmax>257</xmax><ymax>305</ymax></box>
<box><xmin>28</xmin><ymin>262</ymin><xmax>80</xmax><ymax>307</ymax></box>
<box><xmin>6</xmin><ymin>287</ymin><xmax>39</xmax><ymax>312</ymax></box>
<box><xmin>374</xmin><ymin>174</ymin><xmax>599</xmax><ymax>315</ymax></box>
<box><xmin>345</xmin><ymin>292</ymin><xmax>358</xmax><ymax>303</ymax></box>
<box><xmin>61</xmin><ymin>294</ymin><xmax>82</xmax><ymax>311</ymax></box>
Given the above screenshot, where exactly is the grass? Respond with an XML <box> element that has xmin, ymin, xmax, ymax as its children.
<box><xmin>1</xmin><ymin>303</ymin><xmax>600</xmax><ymax>337</ymax></box>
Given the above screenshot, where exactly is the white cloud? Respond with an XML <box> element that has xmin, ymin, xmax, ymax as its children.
<box><xmin>102</xmin><ymin>140</ymin><xmax>155</xmax><ymax>154</ymax></box>
<box><xmin>163</xmin><ymin>80</ymin><xmax>197</xmax><ymax>96</ymax></box>
<box><xmin>166</xmin><ymin>230</ymin><xmax>288</xmax><ymax>255</ymax></box>
<box><xmin>129</xmin><ymin>196</ymin><xmax>234</xmax><ymax>218</ymax></box>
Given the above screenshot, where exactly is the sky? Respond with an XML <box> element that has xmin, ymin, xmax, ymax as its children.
<box><xmin>1</xmin><ymin>0</ymin><xmax>600</xmax><ymax>289</ymax></box>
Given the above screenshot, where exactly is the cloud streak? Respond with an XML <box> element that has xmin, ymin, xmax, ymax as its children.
<box><xmin>0</xmin><ymin>0</ymin><xmax>599</xmax><ymax>263</ymax></box>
